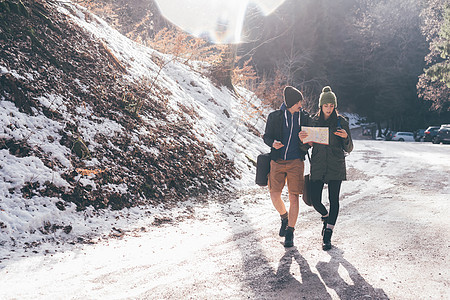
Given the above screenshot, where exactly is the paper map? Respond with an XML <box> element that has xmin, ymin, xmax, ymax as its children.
<box><xmin>302</xmin><ymin>126</ymin><xmax>329</xmax><ymax>145</ymax></box>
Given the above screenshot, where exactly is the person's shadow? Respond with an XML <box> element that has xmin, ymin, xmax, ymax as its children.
<box><xmin>274</xmin><ymin>247</ymin><xmax>332</xmax><ymax>299</ymax></box>
<box><xmin>316</xmin><ymin>247</ymin><xmax>389</xmax><ymax>299</ymax></box>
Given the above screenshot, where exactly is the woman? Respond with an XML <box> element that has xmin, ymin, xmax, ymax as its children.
<box><xmin>299</xmin><ymin>86</ymin><xmax>353</xmax><ymax>250</ymax></box>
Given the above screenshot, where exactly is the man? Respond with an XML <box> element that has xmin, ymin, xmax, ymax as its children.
<box><xmin>263</xmin><ymin>86</ymin><xmax>310</xmax><ymax>247</ymax></box>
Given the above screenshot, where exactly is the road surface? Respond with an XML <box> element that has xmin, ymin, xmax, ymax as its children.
<box><xmin>1</xmin><ymin>140</ymin><xmax>449</xmax><ymax>299</ymax></box>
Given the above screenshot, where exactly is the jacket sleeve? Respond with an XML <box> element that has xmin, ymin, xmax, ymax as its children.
<box><xmin>302</xmin><ymin>110</ymin><xmax>314</xmax><ymax>127</ymax></box>
<box><xmin>299</xmin><ymin>110</ymin><xmax>312</xmax><ymax>152</ymax></box>
<box><xmin>263</xmin><ymin>112</ymin><xmax>275</xmax><ymax>148</ymax></box>
<box><xmin>341</xmin><ymin>117</ymin><xmax>354</xmax><ymax>153</ymax></box>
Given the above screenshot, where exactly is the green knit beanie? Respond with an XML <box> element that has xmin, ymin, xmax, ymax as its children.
<box><xmin>319</xmin><ymin>86</ymin><xmax>337</xmax><ymax>108</ymax></box>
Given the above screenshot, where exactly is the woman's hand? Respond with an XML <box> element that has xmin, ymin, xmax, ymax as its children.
<box><xmin>272</xmin><ymin>140</ymin><xmax>284</xmax><ymax>149</ymax></box>
<box><xmin>334</xmin><ymin>128</ymin><xmax>348</xmax><ymax>139</ymax></box>
<box><xmin>299</xmin><ymin>131</ymin><xmax>313</xmax><ymax>146</ymax></box>
<box><xmin>299</xmin><ymin>131</ymin><xmax>308</xmax><ymax>142</ymax></box>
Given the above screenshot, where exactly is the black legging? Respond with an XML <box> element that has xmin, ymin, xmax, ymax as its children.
<box><xmin>310</xmin><ymin>180</ymin><xmax>342</xmax><ymax>226</ymax></box>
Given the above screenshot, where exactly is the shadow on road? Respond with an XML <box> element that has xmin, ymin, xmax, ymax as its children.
<box><xmin>316</xmin><ymin>247</ymin><xmax>389</xmax><ymax>299</ymax></box>
<box><xmin>275</xmin><ymin>247</ymin><xmax>332</xmax><ymax>299</ymax></box>
<box><xmin>219</xmin><ymin>190</ymin><xmax>389</xmax><ymax>299</ymax></box>
<box><xmin>218</xmin><ymin>191</ymin><xmax>332</xmax><ymax>299</ymax></box>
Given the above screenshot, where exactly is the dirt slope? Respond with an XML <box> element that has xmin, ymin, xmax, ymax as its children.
<box><xmin>0</xmin><ymin>0</ymin><xmax>238</xmax><ymax>210</ymax></box>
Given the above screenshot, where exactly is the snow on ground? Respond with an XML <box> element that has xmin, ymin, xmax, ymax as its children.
<box><xmin>1</xmin><ymin>140</ymin><xmax>449</xmax><ymax>299</ymax></box>
<box><xmin>0</xmin><ymin>1</ymin><xmax>269</xmax><ymax>254</ymax></box>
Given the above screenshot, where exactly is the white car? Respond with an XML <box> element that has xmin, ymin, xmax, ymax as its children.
<box><xmin>391</xmin><ymin>132</ymin><xmax>415</xmax><ymax>142</ymax></box>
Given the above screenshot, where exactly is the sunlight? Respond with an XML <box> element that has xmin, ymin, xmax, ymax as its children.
<box><xmin>153</xmin><ymin>0</ymin><xmax>286</xmax><ymax>44</ymax></box>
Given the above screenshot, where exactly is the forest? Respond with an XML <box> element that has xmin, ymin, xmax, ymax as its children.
<box><xmin>75</xmin><ymin>0</ymin><xmax>450</xmax><ymax>131</ymax></box>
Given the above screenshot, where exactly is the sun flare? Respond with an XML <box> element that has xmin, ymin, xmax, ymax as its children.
<box><xmin>153</xmin><ymin>0</ymin><xmax>286</xmax><ymax>44</ymax></box>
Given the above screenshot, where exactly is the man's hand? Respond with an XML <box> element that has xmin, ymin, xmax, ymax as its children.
<box><xmin>299</xmin><ymin>131</ymin><xmax>313</xmax><ymax>146</ymax></box>
<box><xmin>272</xmin><ymin>140</ymin><xmax>284</xmax><ymax>149</ymax></box>
<box><xmin>298</xmin><ymin>131</ymin><xmax>308</xmax><ymax>142</ymax></box>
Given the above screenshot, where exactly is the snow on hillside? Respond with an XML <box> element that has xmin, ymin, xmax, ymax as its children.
<box><xmin>0</xmin><ymin>1</ymin><xmax>362</xmax><ymax>268</ymax></box>
<box><xmin>0</xmin><ymin>1</ymin><xmax>269</xmax><ymax>261</ymax></box>
<box><xmin>57</xmin><ymin>0</ymin><xmax>270</xmax><ymax>187</ymax></box>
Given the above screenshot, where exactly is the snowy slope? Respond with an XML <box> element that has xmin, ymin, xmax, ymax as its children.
<box><xmin>0</xmin><ymin>1</ymin><xmax>269</xmax><ymax>260</ymax></box>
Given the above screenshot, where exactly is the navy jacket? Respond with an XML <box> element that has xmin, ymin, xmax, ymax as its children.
<box><xmin>263</xmin><ymin>104</ymin><xmax>311</xmax><ymax>161</ymax></box>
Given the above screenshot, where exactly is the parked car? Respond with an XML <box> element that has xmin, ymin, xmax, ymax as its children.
<box><xmin>414</xmin><ymin>129</ymin><xmax>426</xmax><ymax>142</ymax></box>
<box><xmin>385</xmin><ymin>131</ymin><xmax>396</xmax><ymax>141</ymax></box>
<box><xmin>423</xmin><ymin>126</ymin><xmax>440</xmax><ymax>142</ymax></box>
<box><xmin>391</xmin><ymin>132</ymin><xmax>415</xmax><ymax>142</ymax></box>
<box><xmin>433</xmin><ymin>124</ymin><xmax>450</xmax><ymax>144</ymax></box>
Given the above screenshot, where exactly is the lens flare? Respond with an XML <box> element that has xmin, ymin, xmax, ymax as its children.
<box><xmin>154</xmin><ymin>0</ymin><xmax>286</xmax><ymax>44</ymax></box>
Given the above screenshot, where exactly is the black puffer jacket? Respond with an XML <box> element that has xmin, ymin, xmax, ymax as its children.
<box><xmin>309</xmin><ymin>114</ymin><xmax>353</xmax><ymax>181</ymax></box>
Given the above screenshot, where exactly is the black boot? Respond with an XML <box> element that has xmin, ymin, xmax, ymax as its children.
<box><xmin>284</xmin><ymin>227</ymin><xmax>294</xmax><ymax>248</ymax></box>
<box><xmin>321</xmin><ymin>216</ymin><xmax>328</xmax><ymax>236</ymax></box>
<box><xmin>279</xmin><ymin>217</ymin><xmax>288</xmax><ymax>237</ymax></box>
<box><xmin>322</xmin><ymin>228</ymin><xmax>332</xmax><ymax>251</ymax></box>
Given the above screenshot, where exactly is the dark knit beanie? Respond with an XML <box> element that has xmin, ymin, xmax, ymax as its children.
<box><xmin>319</xmin><ymin>86</ymin><xmax>337</xmax><ymax>108</ymax></box>
<box><xmin>284</xmin><ymin>86</ymin><xmax>303</xmax><ymax>108</ymax></box>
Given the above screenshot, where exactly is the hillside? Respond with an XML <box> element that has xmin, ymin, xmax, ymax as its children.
<box><xmin>0</xmin><ymin>0</ymin><xmax>268</xmax><ymax>251</ymax></box>
<box><xmin>71</xmin><ymin>0</ymin><xmax>168</xmax><ymax>42</ymax></box>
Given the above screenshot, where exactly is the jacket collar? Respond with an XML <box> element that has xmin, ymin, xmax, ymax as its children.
<box><xmin>280</xmin><ymin>103</ymin><xmax>301</xmax><ymax>127</ymax></box>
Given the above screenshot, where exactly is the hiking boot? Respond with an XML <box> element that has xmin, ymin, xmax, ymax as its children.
<box><xmin>279</xmin><ymin>218</ymin><xmax>289</xmax><ymax>237</ymax></box>
<box><xmin>284</xmin><ymin>227</ymin><xmax>294</xmax><ymax>248</ymax></box>
<box><xmin>321</xmin><ymin>216</ymin><xmax>328</xmax><ymax>236</ymax></box>
<box><xmin>322</xmin><ymin>228</ymin><xmax>333</xmax><ymax>251</ymax></box>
